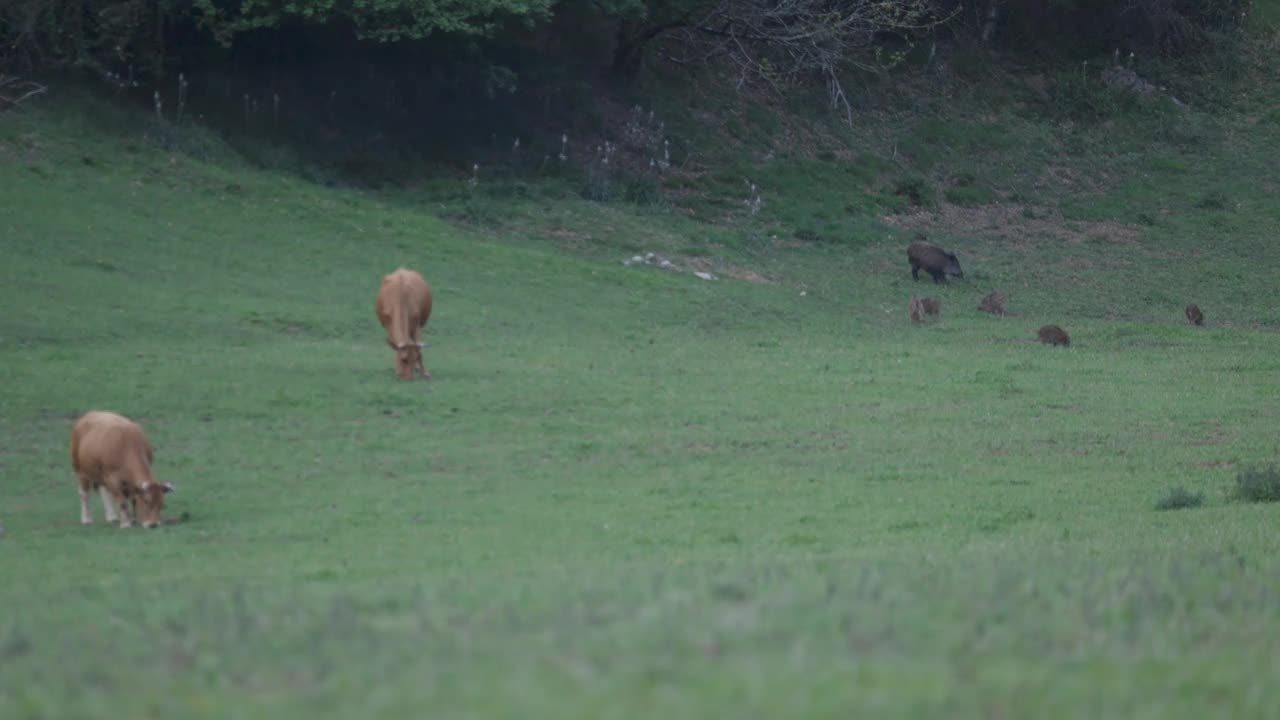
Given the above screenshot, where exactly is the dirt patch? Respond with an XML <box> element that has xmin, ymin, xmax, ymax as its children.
<box><xmin>1196</xmin><ymin>460</ymin><xmax>1236</xmax><ymax>469</ymax></box>
<box><xmin>1187</xmin><ymin>428</ymin><xmax>1234</xmax><ymax>447</ymax></box>
<box><xmin>883</xmin><ymin>203</ymin><xmax>1143</xmax><ymax>248</ymax></box>
<box><xmin>682</xmin><ymin>256</ymin><xmax>772</xmax><ymax>284</ymax></box>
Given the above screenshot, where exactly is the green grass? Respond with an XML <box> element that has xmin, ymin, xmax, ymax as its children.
<box><xmin>3</xmin><ymin>68</ymin><xmax>1280</xmax><ymax>719</ymax></box>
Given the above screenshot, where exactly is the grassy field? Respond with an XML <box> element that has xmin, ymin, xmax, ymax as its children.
<box><xmin>3</xmin><ymin>61</ymin><xmax>1280</xmax><ymax>719</ymax></box>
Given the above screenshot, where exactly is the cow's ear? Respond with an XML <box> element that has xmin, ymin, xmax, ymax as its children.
<box><xmin>162</xmin><ymin>483</ymin><xmax>175</xmax><ymax>493</ymax></box>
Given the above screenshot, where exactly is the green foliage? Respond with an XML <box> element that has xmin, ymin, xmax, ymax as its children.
<box><xmin>1155</xmin><ymin>486</ymin><xmax>1205</xmax><ymax>511</ymax></box>
<box><xmin>621</xmin><ymin>172</ymin><xmax>664</xmax><ymax>205</ymax></box>
<box><xmin>942</xmin><ymin>172</ymin><xmax>995</xmax><ymax>206</ymax></box>
<box><xmin>943</xmin><ymin>184</ymin><xmax>995</xmax><ymax>206</ymax></box>
<box><xmin>988</xmin><ymin>0</ymin><xmax>1254</xmax><ymax>57</ymax></box>
<box><xmin>1233</xmin><ymin>465</ymin><xmax>1280</xmax><ymax>503</ymax></box>
<box><xmin>2</xmin><ymin>0</ymin><xmax>553</xmax><ymax>78</ymax></box>
<box><xmin>1194</xmin><ymin>191</ymin><xmax>1230</xmax><ymax>210</ymax></box>
<box><xmin>892</xmin><ymin>174</ymin><xmax>935</xmax><ymax>208</ymax></box>
<box><xmin>1047</xmin><ymin>67</ymin><xmax>1137</xmax><ymax>121</ymax></box>
<box><xmin>194</xmin><ymin>0</ymin><xmax>556</xmax><ymax>44</ymax></box>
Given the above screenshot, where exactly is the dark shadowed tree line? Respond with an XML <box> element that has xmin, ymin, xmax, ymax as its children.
<box><xmin>2</xmin><ymin>0</ymin><xmax>1254</xmax><ymax>81</ymax></box>
<box><xmin>0</xmin><ymin>0</ymin><xmax>1254</xmax><ymax>183</ymax></box>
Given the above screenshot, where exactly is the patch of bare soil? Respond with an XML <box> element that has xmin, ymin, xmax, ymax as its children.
<box><xmin>883</xmin><ymin>203</ymin><xmax>1143</xmax><ymax>248</ymax></box>
<box><xmin>682</xmin><ymin>256</ymin><xmax>772</xmax><ymax>284</ymax></box>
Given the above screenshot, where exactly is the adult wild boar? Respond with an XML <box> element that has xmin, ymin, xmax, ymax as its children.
<box><xmin>376</xmin><ymin>267</ymin><xmax>434</xmax><ymax>379</ymax></box>
<box><xmin>907</xmin><ymin>241</ymin><xmax>964</xmax><ymax>283</ymax></box>
<box><xmin>70</xmin><ymin>411</ymin><xmax>174</xmax><ymax>528</ymax></box>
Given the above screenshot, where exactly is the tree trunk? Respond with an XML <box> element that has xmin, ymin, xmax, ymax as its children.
<box><xmin>980</xmin><ymin>1</ymin><xmax>1001</xmax><ymax>46</ymax></box>
<box><xmin>610</xmin><ymin>19</ymin><xmax>690</xmax><ymax>79</ymax></box>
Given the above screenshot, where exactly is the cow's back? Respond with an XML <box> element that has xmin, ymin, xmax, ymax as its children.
<box><xmin>70</xmin><ymin>411</ymin><xmax>152</xmax><ymax>480</ymax></box>
<box><xmin>376</xmin><ymin>268</ymin><xmax>432</xmax><ymax>331</ymax></box>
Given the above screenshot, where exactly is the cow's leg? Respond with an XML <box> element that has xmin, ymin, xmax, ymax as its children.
<box><xmin>411</xmin><ymin>329</ymin><xmax>429</xmax><ymax>379</ymax></box>
<box><xmin>106</xmin><ymin>479</ymin><xmax>133</xmax><ymax>528</ymax></box>
<box><xmin>78</xmin><ymin>478</ymin><xmax>93</xmax><ymax>525</ymax></box>
<box><xmin>98</xmin><ymin>486</ymin><xmax>119</xmax><ymax>524</ymax></box>
<box><xmin>116</xmin><ymin>495</ymin><xmax>134</xmax><ymax>528</ymax></box>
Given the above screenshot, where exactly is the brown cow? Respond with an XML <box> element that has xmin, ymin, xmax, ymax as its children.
<box><xmin>70</xmin><ymin>411</ymin><xmax>174</xmax><ymax>529</ymax></box>
<box><xmin>375</xmin><ymin>267</ymin><xmax>434</xmax><ymax>379</ymax></box>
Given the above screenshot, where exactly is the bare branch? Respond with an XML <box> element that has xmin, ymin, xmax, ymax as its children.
<box><xmin>0</xmin><ymin>76</ymin><xmax>47</xmax><ymax>111</ymax></box>
<box><xmin>663</xmin><ymin>0</ymin><xmax>954</xmax><ymax>123</ymax></box>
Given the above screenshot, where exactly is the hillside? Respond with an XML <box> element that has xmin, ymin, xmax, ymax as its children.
<box><xmin>3</xmin><ymin>30</ymin><xmax>1280</xmax><ymax>718</ymax></box>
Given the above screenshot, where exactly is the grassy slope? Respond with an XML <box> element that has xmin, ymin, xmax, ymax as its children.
<box><xmin>2</xmin><ymin>50</ymin><xmax>1280</xmax><ymax>719</ymax></box>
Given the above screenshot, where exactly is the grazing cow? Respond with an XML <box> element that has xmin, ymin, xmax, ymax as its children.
<box><xmin>375</xmin><ymin>267</ymin><xmax>434</xmax><ymax>379</ymax></box>
<box><xmin>907</xmin><ymin>240</ymin><xmax>964</xmax><ymax>283</ymax></box>
<box><xmin>1185</xmin><ymin>303</ymin><xmax>1204</xmax><ymax>326</ymax></box>
<box><xmin>70</xmin><ymin>411</ymin><xmax>174</xmax><ymax>529</ymax></box>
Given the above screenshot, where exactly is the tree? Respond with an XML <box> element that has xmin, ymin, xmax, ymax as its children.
<box><xmin>1</xmin><ymin>0</ymin><xmax>556</xmax><ymax>76</ymax></box>
<box><xmin>193</xmin><ymin>0</ymin><xmax>556</xmax><ymax>44</ymax></box>
<box><xmin>655</xmin><ymin>0</ymin><xmax>945</xmax><ymax>122</ymax></box>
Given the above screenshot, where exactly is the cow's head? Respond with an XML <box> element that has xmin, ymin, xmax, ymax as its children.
<box><xmin>388</xmin><ymin>340</ymin><xmax>424</xmax><ymax>380</ymax></box>
<box><xmin>133</xmin><ymin>481</ymin><xmax>175</xmax><ymax>528</ymax></box>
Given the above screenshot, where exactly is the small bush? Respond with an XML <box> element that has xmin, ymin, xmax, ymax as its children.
<box><xmin>141</xmin><ymin>119</ymin><xmax>230</xmax><ymax>163</ymax></box>
<box><xmin>892</xmin><ymin>176</ymin><xmax>935</xmax><ymax>208</ymax></box>
<box><xmin>945</xmin><ymin>184</ymin><xmax>996</xmax><ymax>207</ymax></box>
<box><xmin>1195</xmin><ymin>191</ymin><xmax>1230</xmax><ymax>210</ymax></box>
<box><xmin>581</xmin><ymin>167</ymin><xmax>612</xmax><ymax>202</ymax></box>
<box><xmin>1156</xmin><ymin>111</ymin><xmax>1223</xmax><ymax>150</ymax></box>
<box><xmin>1233</xmin><ymin>465</ymin><xmax>1280</xmax><ymax>503</ymax></box>
<box><xmin>621</xmin><ymin>174</ymin><xmax>664</xmax><ymax>205</ymax></box>
<box><xmin>456</xmin><ymin>197</ymin><xmax>504</xmax><ymax>227</ymax></box>
<box><xmin>1155</xmin><ymin>486</ymin><xmax>1205</xmax><ymax>511</ymax></box>
<box><xmin>792</xmin><ymin>227</ymin><xmax>820</xmax><ymax>243</ymax></box>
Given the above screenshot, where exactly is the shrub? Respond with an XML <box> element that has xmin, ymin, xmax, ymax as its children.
<box><xmin>1233</xmin><ymin>465</ymin><xmax>1280</xmax><ymax>503</ymax></box>
<box><xmin>892</xmin><ymin>175</ymin><xmax>935</xmax><ymax>208</ymax></box>
<box><xmin>622</xmin><ymin>174</ymin><xmax>663</xmax><ymax>205</ymax></box>
<box><xmin>945</xmin><ymin>184</ymin><xmax>995</xmax><ymax>207</ymax></box>
<box><xmin>1195</xmin><ymin>191</ymin><xmax>1230</xmax><ymax>210</ymax></box>
<box><xmin>1155</xmin><ymin>486</ymin><xmax>1205</xmax><ymax>511</ymax></box>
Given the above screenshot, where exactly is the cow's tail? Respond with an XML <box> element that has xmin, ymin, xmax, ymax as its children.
<box><xmin>69</xmin><ymin>421</ymin><xmax>81</xmax><ymax>470</ymax></box>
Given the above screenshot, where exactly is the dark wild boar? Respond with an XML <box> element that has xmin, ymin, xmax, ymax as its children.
<box><xmin>1037</xmin><ymin>325</ymin><xmax>1071</xmax><ymax>347</ymax></box>
<box><xmin>920</xmin><ymin>297</ymin><xmax>941</xmax><ymax>316</ymax></box>
<box><xmin>907</xmin><ymin>241</ymin><xmax>964</xmax><ymax>283</ymax></box>
<box><xmin>1185</xmin><ymin>304</ymin><xmax>1204</xmax><ymax>326</ymax></box>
